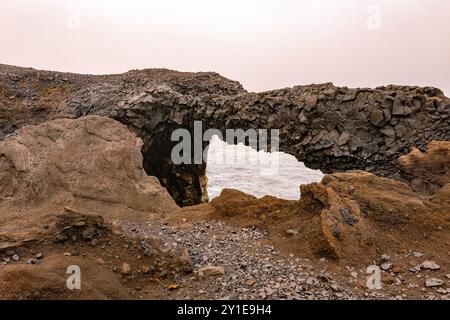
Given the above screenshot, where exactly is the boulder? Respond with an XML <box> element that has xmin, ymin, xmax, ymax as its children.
<box><xmin>370</xmin><ymin>110</ymin><xmax>385</xmax><ymax>127</ymax></box>
<box><xmin>0</xmin><ymin>116</ymin><xmax>178</xmax><ymax>219</ymax></box>
<box><xmin>425</xmin><ymin>278</ymin><xmax>444</xmax><ymax>287</ymax></box>
<box><xmin>399</xmin><ymin>141</ymin><xmax>450</xmax><ymax>193</ymax></box>
<box><xmin>0</xmin><ymin>116</ymin><xmax>178</xmax><ymax>235</ymax></box>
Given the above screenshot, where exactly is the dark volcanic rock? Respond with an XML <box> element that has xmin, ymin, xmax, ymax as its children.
<box><xmin>1</xmin><ymin>64</ymin><xmax>449</xmax><ymax>205</ymax></box>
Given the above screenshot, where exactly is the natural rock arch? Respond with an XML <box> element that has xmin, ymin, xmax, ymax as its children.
<box><xmin>1</xmin><ymin>65</ymin><xmax>449</xmax><ymax>205</ymax></box>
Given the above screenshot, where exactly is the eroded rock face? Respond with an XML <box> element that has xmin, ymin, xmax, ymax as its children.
<box><xmin>0</xmin><ymin>115</ymin><xmax>178</xmax><ymax>214</ymax></box>
<box><xmin>399</xmin><ymin>140</ymin><xmax>450</xmax><ymax>193</ymax></box>
<box><xmin>299</xmin><ymin>179</ymin><xmax>371</xmax><ymax>259</ymax></box>
<box><xmin>1</xmin><ymin>64</ymin><xmax>449</xmax><ymax>205</ymax></box>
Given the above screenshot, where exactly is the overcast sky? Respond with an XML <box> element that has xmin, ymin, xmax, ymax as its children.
<box><xmin>0</xmin><ymin>0</ymin><xmax>449</xmax><ymax>95</ymax></box>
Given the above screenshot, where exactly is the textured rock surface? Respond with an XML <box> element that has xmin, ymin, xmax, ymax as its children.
<box><xmin>0</xmin><ymin>116</ymin><xmax>178</xmax><ymax>249</ymax></box>
<box><xmin>0</xmin><ymin>211</ymin><xmax>194</xmax><ymax>300</ymax></box>
<box><xmin>0</xmin><ymin>115</ymin><xmax>178</xmax><ymax>215</ymax></box>
<box><xmin>0</xmin><ymin>255</ymin><xmax>132</xmax><ymax>300</ymax></box>
<box><xmin>1</xmin><ymin>64</ymin><xmax>449</xmax><ymax>205</ymax></box>
<box><xmin>399</xmin><ymin>140</ymin><xmax>450</xmax><ymax>193</ymax></box>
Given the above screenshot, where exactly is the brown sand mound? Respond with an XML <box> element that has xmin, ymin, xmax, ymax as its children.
<box><xmin>2</xmin><ymin>64</ymin><xmax>450</xmax><ymax>206</ymax></box>
<box><xmin>0</xmin><ymin>211</ymin><xmax>193</xmax><ymax>300</ymax></box>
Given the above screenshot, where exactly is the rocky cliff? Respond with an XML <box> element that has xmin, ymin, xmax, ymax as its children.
<box><xmin>1</xmin><ymin>64</ymin><xmax>449</xmax><ymax>206</ymax></box>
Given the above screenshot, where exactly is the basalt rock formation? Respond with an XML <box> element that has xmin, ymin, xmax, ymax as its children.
<box><xmin>1</xmin><ymin>64</ymin><xmax>449</xmax><ymax>206</ymax></box>
<box><xmin>0</xmin><ymin>64</ymin><xmax>449</xmax><ymax>299</ymax></box>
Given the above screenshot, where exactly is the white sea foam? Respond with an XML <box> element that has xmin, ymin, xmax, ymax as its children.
<box><xmin>206</xmin><ymin>136</ymin><xmax>324</xmax><ymax>200</ymax></box>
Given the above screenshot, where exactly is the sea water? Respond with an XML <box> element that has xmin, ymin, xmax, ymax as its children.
<box><xmin>206</xmin><ymin>136</ymin><xmax>324</xmax><ymax>200</ymax></box>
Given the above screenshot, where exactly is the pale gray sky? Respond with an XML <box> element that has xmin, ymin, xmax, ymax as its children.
<box><xmin>0</xmin><ymin>0</ymin><xmax>449</xmax><ymax>95</ymax></box>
